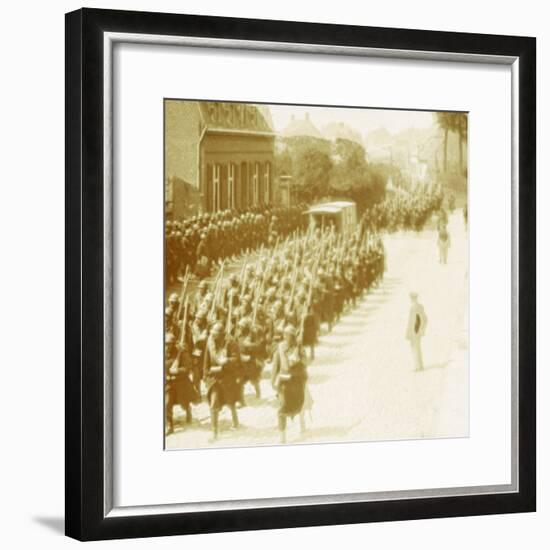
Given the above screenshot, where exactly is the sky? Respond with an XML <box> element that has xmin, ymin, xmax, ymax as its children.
<box><xmin>268</xmin><ymin>103</ymin><xmax>436</xmax><ymax>137</ymax></box>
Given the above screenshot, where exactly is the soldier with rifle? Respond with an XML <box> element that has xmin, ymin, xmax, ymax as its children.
<box><xmin>190</xmin><ymin>307</ymin><xmax>209</xmax><ymax>398</ymax></box>
<box><xmin>203</xmin><ymin>320</ymin><xmax>241</xmax><ymax>441</ymax></box>
<box><xmin>165</xmin><ymin>300</ymin><xmax>200</xmax><ymax>435</ymax></box>
<box><xmin>271</xmin><ymin>324</ymin><xmax>308</xmax><ymax>444</ymax></box>
<box><xmin>236</xmin><ymin>317</ymin><xmax>263</xmax><ymax>404</ymax></box>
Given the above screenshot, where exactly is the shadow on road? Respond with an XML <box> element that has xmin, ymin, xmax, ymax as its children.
<box><xmin>421</xmin><ymin>361</ymin><xmax>451</xmax><ymax>371</ymax></box>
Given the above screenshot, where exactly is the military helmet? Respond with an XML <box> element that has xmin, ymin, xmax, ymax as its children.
<box><xmin>283</xmin><ymin>324</ymin><xmax>297</xmax><ymax>336</ymax></box>
<box><xmin>237</xmin><ymin>317</ymin><xmax>250</xmax><ymax>330</ymax></box>
<box><xmin>196</xmin><ymin>307</ymin><xmax>208</xmax><ymax>319</ymax></box>
<box><xmin>211</xmin><ymin>322</ymin><xmax>224</xmax><ymax>335</ymax></box>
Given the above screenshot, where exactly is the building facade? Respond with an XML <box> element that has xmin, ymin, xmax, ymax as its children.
<box><xmin>165</xmin><ymin>100</ymin><xmax>276</xmax><ymax>219</ymax></box>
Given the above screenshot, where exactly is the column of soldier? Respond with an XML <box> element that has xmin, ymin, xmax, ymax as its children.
<box><xmin>165</xmin><ymin>204</ymin><xmax>308</xmax><ymax>285</ymax></box>
<box><xmin>165</xmin><ymin>222</ymin><xmax>386</xmax><ymax>444</ymax></box>
<box><xmin>362</xmin><ymin>184</ymin><xmax>444</xmax><ymax>233</ymax></box>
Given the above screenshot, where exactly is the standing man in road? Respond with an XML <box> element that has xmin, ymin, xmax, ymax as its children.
<box><xmin>405</xmin><ymin>292</ymin><xmax>428</xmax><ymax>372</ymax></box>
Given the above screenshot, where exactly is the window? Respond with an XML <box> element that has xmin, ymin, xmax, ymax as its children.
<box><xmin>252</xmin><ymin>162</ymin><xmax>260</xmax><ymax>207</ymax></box>
<box><xmin>165</xmin><ymin>177</ymin><xmax>174</xmax><ymax>215</ymax></box>
<box><xmin>213</xmin><ymin>164</ymin><xmax>221</xmax><ymax>212</ymax></box>
<box><xmin>264</xmin><ymin>162</ymin><xmax>271</xmax><ymax>204</ymax></box>
<box><xmin>228</xmin><ymin>163</ymin><xmax>236</xmax><ymax>209</ymax></box>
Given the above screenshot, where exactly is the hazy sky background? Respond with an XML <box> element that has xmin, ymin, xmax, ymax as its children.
<box><xmin>268</xmin><ymin>104</ymin><xmax>436</xmax><ymax>136</ymax></box>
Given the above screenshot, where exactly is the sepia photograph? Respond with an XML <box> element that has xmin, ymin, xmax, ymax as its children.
<box><xmin>164</xmin><ymin>99</ymin><xmax>469</xmax><ymax>449</ymax></box>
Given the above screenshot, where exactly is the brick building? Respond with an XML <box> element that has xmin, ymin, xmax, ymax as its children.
<box><xmin>165</xmin><ymin>100</ymin><xmax>276</xmax><ymax>219</ymax></box>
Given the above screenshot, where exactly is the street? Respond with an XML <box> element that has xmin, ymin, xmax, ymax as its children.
<box><xmin>166</xmin><ymin>211</ymin><xmax>469</xmax><ymax>450</ymax></box>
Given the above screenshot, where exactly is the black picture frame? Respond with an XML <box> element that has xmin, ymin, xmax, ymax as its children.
<box><xmin>65</xmin><ymin>7</ymin><xmax>536</xmax><ymax>541</ymax></box>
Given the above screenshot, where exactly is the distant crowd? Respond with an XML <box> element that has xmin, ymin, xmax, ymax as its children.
<box><xmin>361</xmin><ymin>184</ymin><xmax>444</xmax><ymax>233</ymax></box>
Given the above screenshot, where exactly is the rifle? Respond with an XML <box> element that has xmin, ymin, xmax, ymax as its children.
<box><xmin>252</xmin><ymin>268</ymin><xmax>267</xmax><ymax>326</ymax></box>
<box><xmin>175</xmin><ymin>265</ymin><xmax>191</xmax><ymax>321</ymax></box>
<box><xmin>298</xmin><ymin>252</ymin><xmax>321</xmax><ymax>342</ymax></box>
<box><xmin>226</xmin><ymin>293</ymin><xmax>234</xmax><ymax>338</ymax></box>
<box><xmin>239</xmin><ymin>254</ymin><xmax>249</xmax><ymax>299</ymax></box>
<box><xmin>288</xmin><ymin>250</ymin><xmax>300</xmax><ymax>305</ymax></box>
<box><xmin>208</xmin><ymin>261</ymin><xmax>225</xmax><ymax>321</ymax></box>
<box><xmin>179</xmin><ymin>298</ymin><xmax>189</xmax><ymax>346</ymax></box>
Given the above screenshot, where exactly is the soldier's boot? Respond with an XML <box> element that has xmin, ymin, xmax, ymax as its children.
<box><xmin>185</xmin><ymin>405</ymin><xmax>192</xmax><ymax>424</ymax></box>
<box><xmin>230</xmin><ymin>405</ymin><xmax>239</xmax><ymax>430</ymax></box>
<box><xmin>310</xmin><ymin>346</ymin><xmax>315</xmax><ymax>361</ymax></box>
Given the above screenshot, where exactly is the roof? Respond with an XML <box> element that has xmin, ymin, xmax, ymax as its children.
<box><xmin>282</xmin><ymin>113</ymin><xmax>323</xmax><ymax>139</ymax></box>
<box><xmin>322</xmin><ymin>122</ymin><xmax>364</xmax><ymax>145</ymax></box>
<box><xmin>307</xmin><ymin>201</ymin><xmax>356</xmax><ymax>215</ymax></box>
<box><xmin>198</xmin><ymin>101</ymin><xmax>274</xmax><ymax>135</ymax></box>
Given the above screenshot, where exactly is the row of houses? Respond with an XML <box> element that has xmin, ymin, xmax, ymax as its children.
<box><xmin>164</xmin><ymin>101</ymin><xmax>368</xmax><ymax>219</ymax></box>
<box><xmin>165</xmin><ymin>100</ymin><xmax>446</xmax><ymax>219</ymax></box>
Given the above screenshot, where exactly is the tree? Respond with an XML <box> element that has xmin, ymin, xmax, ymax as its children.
<box><xmin>275</xmin><ymin>136</ymin><xmax>333</xmax><ymax>203</ymax></box>
<box><xmin>329</xmin><ymin>139</ymin><xmax>387</xmax><ymax>212</ymax></box>
<box><xmin>275</xmin><ymin>134</ymin><xmax>388</xmax><ymax>212</ymax></box>
<box><xmin>293</xmin><ymin>148</ymin><xmax>333</xmax><ymax>202</ymax></box>
<box><xmin>434</xmin><ymin>112</ymin><xmax>468</xmax><ymax>174</ymax></box>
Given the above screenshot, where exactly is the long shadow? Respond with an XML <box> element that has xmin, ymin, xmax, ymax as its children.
<box><xmin>242</xmin><ymin>395</ymin><xmax>274</xmax><ymax>408</ymax></box>
<box><xmin>297</xmin><ymin>420</ymin><xmax>361</xmax><ymax>442</ymax></box>
<box><xmin>307</xmin><ymin>373</ymin><xmax>332</xmax><ymax>385</ymax></box>
<box><xmin>363</xmin><ymin>295</ymin><xmax>393</xmax><ymax>307</ymax></box>
<box><xmin>317</xmin><ymin>340</ymin><xmax>353</xmax><ymax>350</ymax></box>
<box><xmin>312</xmin><ymin>354</ymin><xmax>348</xmax><ymax>367</ymax></box>
<box><xmin>336</xmin><ymin>317</ymin><xmax>372</xmax><ymax>327</ymax></box>
<box><xmin>334</xmin><ymin>328</ymin><xmax>368</xmax><ymax>337</ymax></box>
<box><xmin>422</xmin><ymin>361</ymin><xmax>451</xmax><ymax>371</ymax></box>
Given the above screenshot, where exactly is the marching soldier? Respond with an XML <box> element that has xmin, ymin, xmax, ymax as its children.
<box><xmin>271</xmin><ymin>324</ymin><xmax>308</xmax><ymax>444</ymax></box>
<box><xmin>193</xmin><ymin>280</ymin><xmax>209</xmax><ymax>313</ymax></box>
<box><xmin>203</xmin><ymin>322</ymin><xmax>241</xmax><ymax>440</ymax></box>
<box><xmin>165</xmin><ymin>333</ymin><xmax>200</xmax><ymax>435</ymax></box>
<box><xmin>191</xmin><ymin>307</ymin><xmax>209</xmax><ymax>397</ymax></box>
<box><xmin>236</xmin><ymin>318</ymin><xmax>263</xmax><ymax>403</ymax></box>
